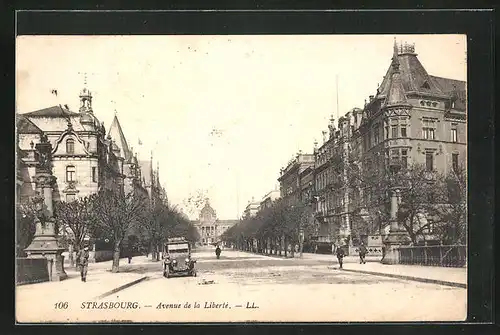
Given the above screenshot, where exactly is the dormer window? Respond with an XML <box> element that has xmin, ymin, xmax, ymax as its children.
<box><xmin>66</xmin><ymin>138</ymin><xmax>75</xmax><ymax>154</ymax></box>
<box><xmin>421</xmin><ymin>81</ymin><xmax>430</xmax><ymax>90</ymax></box>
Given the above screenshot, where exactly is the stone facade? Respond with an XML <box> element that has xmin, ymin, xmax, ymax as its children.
<box><xmin>259</xmin><ymin>189</ymin><xmax>280</xmax><ymax>210</ymax></box>
<box><xmin>278</xmin><ymin>152</ymin><xmax>315</xmax><ymax>206</ymax></box>
<box><xmin>313</xmin><ymin>41</ymin><xmax>467</xmax><ymax>246</ymax></box>
<box><xmin>243</xmin><ymin>198</ymin><xmax>261</xmax><ymax>219</ymax></box>
<box><xmin>193</xmin><ymin>199</ymin><xmax>238</xmax><ymax>245</ymax></box>
<box><xmin>16</xmin><ymin>85</ymin><xmax>167</xmax><ymax>256</ymax></box>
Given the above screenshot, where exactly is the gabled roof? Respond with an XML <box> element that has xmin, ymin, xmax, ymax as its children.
<box><xmin>107</xmin><ymin>115</ymin><xmax>132</xmax><ymax>161</ymax></box>
<box><xmin>23</xmin><ymin>105</ymin><xmax>79</xmax><ymax>118</ymax></box>
<box><xmin>16</xmin><ymin>114</ymin><xmax>43</xmax><ymax>134</ymax></box>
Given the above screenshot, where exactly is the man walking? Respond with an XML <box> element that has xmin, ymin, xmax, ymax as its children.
<box><xmin>336</xmin><ymin>245</ymin><xmax>345</xmax><ymax>269</ymax></box>
<box><xmin>359</xmin><ymin>242</ymin><xmax>368</xmax><ymax>264</ymax></box>
<box><xmin>76</xmin><ymin>244</ymin><xmax>90</xmax><ymax>282</ymax></box>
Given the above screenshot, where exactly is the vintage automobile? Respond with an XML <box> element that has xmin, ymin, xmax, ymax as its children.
<box><xmin>163</xmin><ymin>237</ymin><xmax>197</xmax><ymax>278</ymax></box>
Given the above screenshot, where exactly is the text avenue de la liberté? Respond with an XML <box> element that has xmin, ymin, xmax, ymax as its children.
<box><xmin>74</xmin><ymin>301</ymin><xmax>259</xmax><ymax>310</ymax></box>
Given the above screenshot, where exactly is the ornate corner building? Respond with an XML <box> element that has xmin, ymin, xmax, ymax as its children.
<box><xmin>16</xmin><ymin>84</ymin><xmax>167</xmax><ymax>226</ymax></box>
<box><xmin>313</xmin><ymin>41</ymin><xmax>466</xmax><ymax>246</ymax></box>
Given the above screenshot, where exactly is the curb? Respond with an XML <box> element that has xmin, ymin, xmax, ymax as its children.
<box><xmin>96</xmin><ymin>276</ymin><xmax>149</xmax><ymax>299</ymax></box>
<box><xmin>338</xmin><ymin>268</ymin><xmax>466</xmax><ymax>288</ymax></box>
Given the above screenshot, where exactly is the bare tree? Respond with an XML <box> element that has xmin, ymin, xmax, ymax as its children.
<box><xmin>432</xmin><ymin>165</ymin><xmax>467</xmax><ymax>245</ymax></box>
<box><xmin>54</xmin><ymin>196</ymin><xmax>95</xmax><ymax>267</ymax></box>
<box><xmin>90</xmin><ymin>190</ymin><xmax>148</xmax><ymax>273</ymax></box>
<box><xmin>182</xmin><ymin>189</ymin><xmax>208</xmax><ymax>218</ymax></box>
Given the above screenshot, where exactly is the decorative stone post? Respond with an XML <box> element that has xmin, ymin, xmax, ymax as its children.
<box><xmin>24</xmin><ymin>135</ymin><xmax>67</xmax><ymax>281</ymax></box>
<box><xmin>382</xmin><ymin>164</ymin><xmax>410</xmax><ymax>265</ymax></box>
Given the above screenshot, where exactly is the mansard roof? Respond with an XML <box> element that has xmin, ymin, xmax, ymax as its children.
<box><xmin>23</xmin><ymin>105</ymin><xmax>79</xmax><ymax>118</ymax></box>
<box><xmin>107</xmin><ymin>115</ymin><xmax>132</xmax><ymax>161</ymax></box>
<box><xmin>16</xmin><ymin>114</ymin><xmax>43</xmax><ymax>134</ymax></box>
<box><xmin>378</xmin><ymin>53</ymin><xmax>448</xmax><ymax>98</ymax></box>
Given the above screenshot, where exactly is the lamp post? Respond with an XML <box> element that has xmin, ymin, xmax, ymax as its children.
<box><xmin>381</xmin><ymin>161</ymin><xmax>410</xmax><ymax>264</ymax></box>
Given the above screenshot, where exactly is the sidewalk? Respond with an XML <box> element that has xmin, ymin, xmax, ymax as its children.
<box><xmin>337</xmin><ymin>262</ymin><xmax>467</xmax><ymax>288</ymax></box>
<box><xmin>16</xmin><ymin>256</ymin><xmax>152</xmax><ymax>303</ymax></box>
<box><xmin>232</xmin><ymin>250</ymin><xmax>467</xmax><ymax>288</ymax></box>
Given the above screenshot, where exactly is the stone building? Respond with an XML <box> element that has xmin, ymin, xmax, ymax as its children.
<box><xmin>16</xmin><ymin>84</ymin><xmax>167</xmax><ymax>256</ymax></box>
<box><xmin>259</xmin><ymin>189</ymin><xmax>280</xmax><ymax>210</ymax></box>
<box><xmin>277</xmin><ymin>152</ymin><xmax>315</xmax><ymax>206</ymax></box>
<box><xmin>243</xmin><ymin>198</ymin><xmax>261</xmax><ymax>219</ymax></box>
<box><xmin>16</xmin><ymin>87</ymin><xmax>127</xmax><ymax>203</ymax></box>
<box><xmin>313</xmin><ymin>40</ymin><xmax>467</xmax><ymax>246</ymax></box>
<box><xmin>193</xmin><ymin>199</ymin><xmax>238</xmax><ymax>245</ymax></box>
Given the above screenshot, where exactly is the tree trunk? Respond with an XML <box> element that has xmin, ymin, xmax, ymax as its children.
<box><xmin>69</xmin><ymin>243</ymin><xmax>75</xmax><ymax>268</ymax></box>
<box><xmin>111</xmin><ymin>240</ymin><xmax>121</xmax><ymax>273</ymax></box>
<box><xmin>284</xmin><ymin>237</ymin><xmax>288</xmax><ymax>258</ymax></box>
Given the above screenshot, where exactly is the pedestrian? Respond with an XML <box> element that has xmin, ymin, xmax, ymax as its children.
<box><xmin>128</xmin><ymin>254</ymin><xmax>132</xmax><ymax>264</ymax></box>
<box><xmin>331</xmin><ymin>243</ymin><xmax>335</xmax><ymax>255</ymax></box>
<box><xmin>336</xmin><ymin>245</ymin><xmax>345</xmax><ymax>269</ymax></box>
<box><xmin>76</xmin><ymin>244</ymin><xmax>90</xmax><ymax>282</ymax></box>
<box><xmin>215</xmin><ymin>245</ymin><xmax>221</xmax><ymax>259</ymax></box>
<box><xmin>359</xmin><ymin>242</ymin><xmax>368</xmax><ymax>264</ymax></box>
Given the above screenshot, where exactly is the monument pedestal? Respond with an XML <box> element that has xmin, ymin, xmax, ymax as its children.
<box><xmin>25</xmin><ymin>220</ymin><xmax>68</xmax><ymax>281</ymax></box>
<box><xmin>382</xmin><ymin>225</ymin><xmax>409</xmax><ymax>265</ymax></box>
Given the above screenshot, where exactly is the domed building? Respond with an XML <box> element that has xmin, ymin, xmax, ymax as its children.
<box><xmin>195</xmin><ymin>199</ymin><xmax>239</xmax><ymax>246</ymax></box>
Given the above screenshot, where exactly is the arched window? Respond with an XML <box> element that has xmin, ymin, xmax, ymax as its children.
<box><xmin>66</xmin><ymin>138</ymin><xmax>75</xmax><ymax>154</ymax></box>
<box><xmin>66</xmin><ymin>165</ymin><xmax>76</xmax><ymax>182</ymax></box>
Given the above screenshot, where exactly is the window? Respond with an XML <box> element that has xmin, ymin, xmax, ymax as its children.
<box><xmin>423</xmin><ymin>119</ymin><xmax>437</xmax><ymax>140</ymax></box>
<box><xmin>385</xmin><ymin>125</ymin><xmax>389</xmax><ymax>139</ymax></box>
<box><xmin>452</xmin><ymin>153</ymin><xmax>459</xmax><ymax>172</ymax></box>
<box><xmin>390</xmin><ymin>149</ymin><xmax>399</xmax><ymax>164</ymax></box>
<box><xmin>391</xmin><ymin>125</ymin><xmax>398</xmax><ymax>138</ymax></box>
<box><xmin>66</xmin><ymin>138</ymin><xmax>75</xmax><ymax>154</ymax></box>
<box><xmin>451</xmin><ymin>128</ymin><xmax>458</xmax><ymax>142</ymax></box>
<box><xmin>401</xmin><ymin>125</ymin><xmax>407</xmax><ymax>137</ymax></box>
<box><xmin>92</xmin><ymin>167</ymin><xmax>97</xmax><ymax>183</ymax></box>
<box><xmin>373</xmin><ymin>125</ymin><xmax>380</xmax><ymax>144</ymax></box>
<box><xmin>425</xmin><ymin>153</ymin><xmax>434</xmax><ymax>171</ymax></box>
<box><xmin>401</xmin><ymin>149</ymin><xmax>408</xmax><ymax>168</ymax></box>
<box><xmin>66</xmin><ymin>165</ymin><xmax>76</xmax><ymax>182</ymax></box>
<box><xmin>66</xmin><ymin>194</ymin><xmax>76</xmax><ymax>202</ymax></box>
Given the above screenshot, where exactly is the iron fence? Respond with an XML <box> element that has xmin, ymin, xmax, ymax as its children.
<box><xmin>398</xmin><ymin>244</ymin><xmax>466</xmax><ymax>267</ymax></box>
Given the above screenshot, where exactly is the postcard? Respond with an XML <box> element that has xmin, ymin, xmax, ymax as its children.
<box><xmin>15</xmin><ymin>34</ymin><xmax>467</xmax><ymax>323</ymax></box>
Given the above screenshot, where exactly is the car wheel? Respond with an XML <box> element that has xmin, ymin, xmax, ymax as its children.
<box><xmin>193</xmin><ymin>270</ymin><xmax>197</xmax><ymax>277</ymax></box>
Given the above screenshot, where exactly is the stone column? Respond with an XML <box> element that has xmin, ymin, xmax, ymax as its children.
<box><xmin>382</xmin><ymin>187</ymin><xmax>409</xmax><ymax>265</ymax></box>
<box><xmin>24</xmin><ymin>140</ymin><xmax>67</xmax><ymax>281</ymax></box>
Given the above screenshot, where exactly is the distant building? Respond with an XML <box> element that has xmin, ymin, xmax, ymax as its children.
<box><xmin>259</xmin><ymin>189</ymin><xmax>280</xmax><ymax>210</ymax></box>
<box><xmin>193</xmin><ymin>198</ymin><xmax>238</xmax><ymax>245</ymax></box>
<box><xmin>243</xmin><ymin>198</ymin><xmax>261</xmax><ymax>219</ymax></box>
<box><xmin>277</xmin><ymin>152</ymin><xmax>315</xmax><ymax>206</ymax></box>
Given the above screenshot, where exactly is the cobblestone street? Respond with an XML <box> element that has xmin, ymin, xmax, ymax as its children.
<box><xmin>16</xmin><ymin>248</ymin><xmax>466</xmax><ymax>323</ymax></box>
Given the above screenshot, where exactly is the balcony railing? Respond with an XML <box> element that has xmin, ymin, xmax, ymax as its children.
<box><xmin>397</xmin><ymin>245</ymin><xmax>466</xmax><ymax>267</ymax></box>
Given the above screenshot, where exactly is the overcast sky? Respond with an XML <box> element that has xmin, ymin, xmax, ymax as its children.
<box><xmin>16</xmin><ymin>34</ymin><xmax>466</xmax><ymax>219</ymax></box>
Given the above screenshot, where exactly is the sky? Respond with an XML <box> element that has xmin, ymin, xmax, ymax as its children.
<box><xmin>16</xmin><ymin>34</ymin><xmax>467</xmax><ymax>219</ymax></box>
